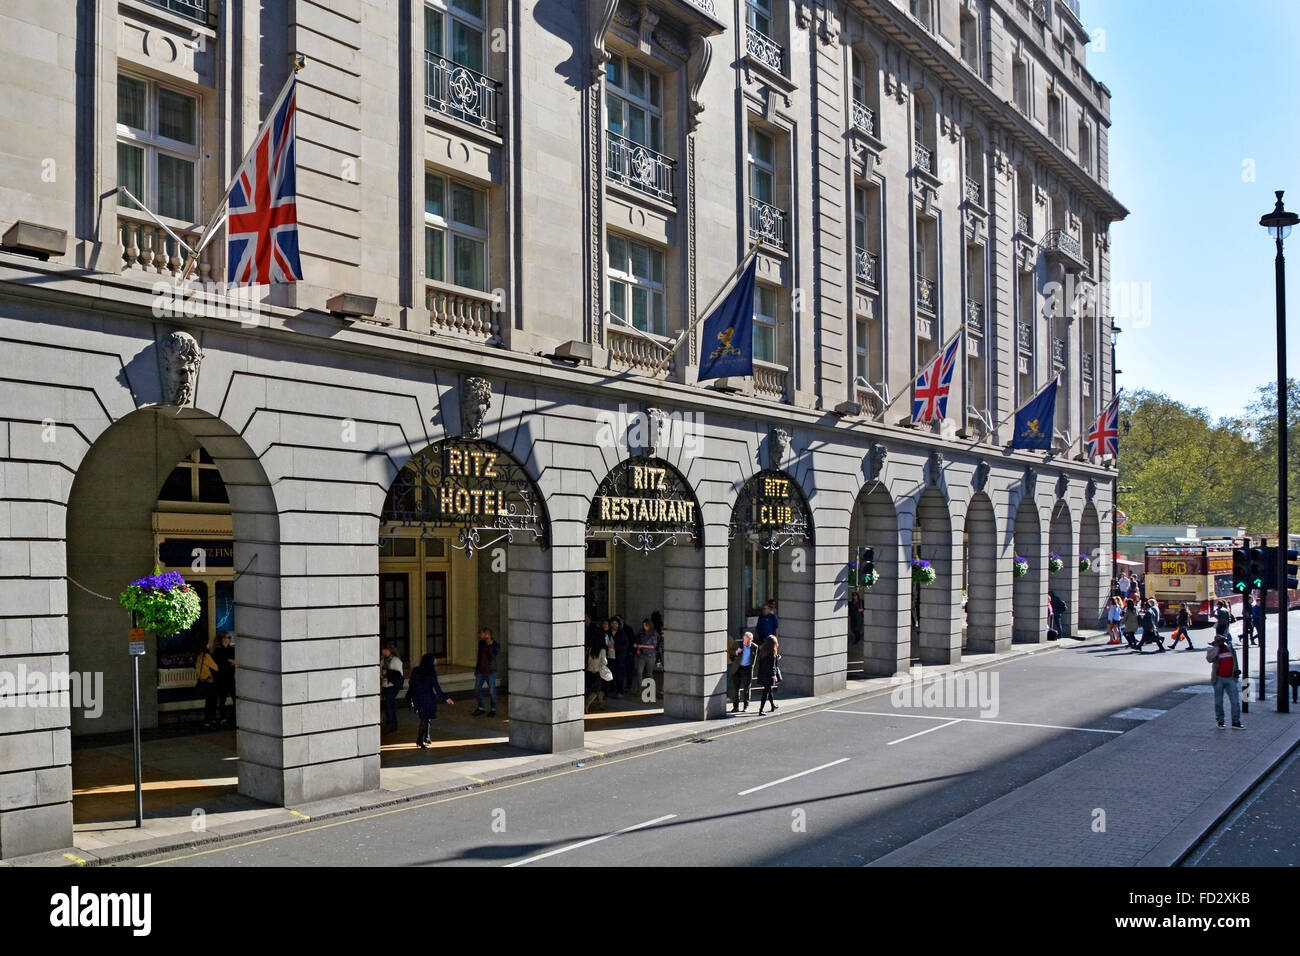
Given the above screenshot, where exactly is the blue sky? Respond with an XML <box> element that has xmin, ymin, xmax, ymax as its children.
<box><xmin>1086</xmin><ymin>0</ymin><xmax>1300</xmax><ymax>422</ymax></box>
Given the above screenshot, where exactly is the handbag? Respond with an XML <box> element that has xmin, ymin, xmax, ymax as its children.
<box><xmin>600</xmin><ymin>664</ymin><xmax>614</xmax><ymax>682</ymax></box>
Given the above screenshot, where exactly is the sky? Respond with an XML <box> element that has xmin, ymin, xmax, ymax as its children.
<box><xmin>1084</xmin><ymin>0</ymin><xmax>1300</xmax><ymax>422</ymax></box>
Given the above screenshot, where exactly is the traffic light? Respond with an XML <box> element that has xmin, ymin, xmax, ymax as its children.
<box><xmin>1248</xmin><ymin>547</ymin><xmax>1267</xmax><ymax>591</ymax></box>
<box><xmin>1262</xmin><ymin>546</ymin><xmax>1278</xmax><ymax>591</ymax></box>
<box><xmin>860</xmin><ymin>547</ymin><xmax>876</xmax><ymax>587</ymax></box>
<box><xmin>1232</xmin><ymin>547</ymin><xmax>1251</xmax><ymax>593</ymax></box>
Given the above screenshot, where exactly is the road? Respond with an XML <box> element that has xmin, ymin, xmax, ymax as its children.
<box><xmin>128</xmin><ymin>622</ymin><xmax>1296</xmax><ymax>867</ymax></box>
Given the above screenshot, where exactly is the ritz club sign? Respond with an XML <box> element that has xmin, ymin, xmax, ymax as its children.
<box><xmin>588</xmin><ymin>458</ymin><xmax>702</xmax><ymax>552</ymax></box>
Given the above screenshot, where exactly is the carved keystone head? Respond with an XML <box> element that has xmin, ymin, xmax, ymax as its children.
<box><xmin>768</xmin><ymin>427</ymin><xmax>790</xmax><ymax>470</ymax></box>
<box><xmin>460</xmin><ymin>376</ymin><xmax>492</xmax><ymax>439</ymax></box>
<box><xmin>159</xmin><ymin>330</ymin><xmax>202</xmax><ymax>407</ymax></box>
<box><xmin>869</xmin><ymin>443</ymin><xmax>888</xmax><ymax>480</ymax></box>
<box><xmin>973</xmin><ymin>460</ymin><xmax>990</xmax><ymax>492</ymax></box>
<box><xmin>644</xmin><ymin>407</ymin><xmax>667</xmax><ymax>454</ymax></box>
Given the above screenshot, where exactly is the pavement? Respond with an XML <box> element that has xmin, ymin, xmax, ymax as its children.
<box><xmin>9</xmin><ymin>625</ymin><xmax>1296</xmax><ymax>867</ymax></box>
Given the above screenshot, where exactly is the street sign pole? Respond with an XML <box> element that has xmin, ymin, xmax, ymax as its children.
<box><xmin>1257</xmin><ymin>591</ymin><xmax>1267</xmax><ymax>703</ymax></box>
<box><xmin>128</xmin><ymin>623</ymin><xmax>147</xmax><ymax>828</ymax></box>
<box><xmin>1241</xmin><ymin>584</ymin><xmax>1252</xmax><ymax>713</ymax></box>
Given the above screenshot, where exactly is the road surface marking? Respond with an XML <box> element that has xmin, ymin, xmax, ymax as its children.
<box><xmin>737</xmin><ymin>758</ymin><xmax>850</xmax><ymax>796</ymax></box>
<box><xmin>887</xmin><ymin>719</ymin><xmax>961</xmax><ymax>746</ymax></box>
<box><xmin>827</xmin><ymin>709</ymin><xmax>1123</xmax><ymax>735</ymax></box>
<box><xmin>504</xmin><ymin>814</ymin><xmax>678</xmax><ymax>867</ymax></box>
<box><xmin>1108</xmin><ymin>707</ymin><xmax>1166</xmax><ymax>721</ymax></box>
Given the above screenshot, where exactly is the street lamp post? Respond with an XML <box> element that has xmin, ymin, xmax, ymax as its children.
<box><xmin>1259</xmin><ymin>190</ymin><xmax>1298</xmax><ymax>715</ymax></box>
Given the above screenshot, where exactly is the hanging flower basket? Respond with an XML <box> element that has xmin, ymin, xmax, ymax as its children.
<box><xmin>119</xmin><ymin>568</ymin><xmax>201</xmax><ymax>637</ymax></box>
<box><xmin>1012</xmin><ymin>555</ymin><xmax>1029</xmax><ymax>578</ymax></box>
<box><xmin>911</xmin><ymin>558</ymin><xmax>936</xmax><ymax>586</ymax></box>
<box><xmin>1078</xmin><ymin>554</ymin><xmax>1092</xmax><ymax>573</ymax></box>
<box><xmin>1047</xmin><ymin>553</ymin><xmax>1065</xmax><ymax>573</ymax></box>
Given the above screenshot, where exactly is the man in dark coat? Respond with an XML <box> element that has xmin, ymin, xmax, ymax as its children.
<box><xmin>409</xmin><ymin>653</ymin><xmax>453</xmax><ymax>748</ymax></box>
<box><xmin>471</xmin><ymin>627</ymin><xmax>500</xmax><ymax>717</ymax></box>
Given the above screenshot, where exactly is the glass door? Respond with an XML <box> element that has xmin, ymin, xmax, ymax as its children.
<box><xmin>379</xmin><ymin>573</ymin><xmax>411</xmax><ymax>664</ymax></box>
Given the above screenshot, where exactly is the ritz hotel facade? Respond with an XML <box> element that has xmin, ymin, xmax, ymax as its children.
<box><xmin>0</xmin><ymin>0</ymin><xmax>1125</xmax><ymax>856</ymax></box>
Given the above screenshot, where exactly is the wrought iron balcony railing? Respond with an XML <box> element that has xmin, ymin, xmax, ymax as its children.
<box><xmin>1018</xmin><ymin>322</ymin><xmax>1032</xmax><ymax>352</ymax></box>
<box><xmin>914</xmin><ymin>142</ymin><xmax>933</xmax><ymax>174</ymax></box>
<box><xmin>606</xmin><ymin>132</ymin><xmax>676</xmax><ymax>203</ymax></box>
<box><xmin>855</xmin><ymin>249</ymin><xmax>878</xmax><ymax>288</ymax></box>
<box><xmin>1082</xmin><ymin>351</ymin><xmax>1094</xmax><ymax>378</ymax></box>
<box><xmin>965</xmin><ymin>298</ymin><xmax>984</xmax><ymax>334</ymax></box>
<box><xmin>143</xmin><ymin>0</ymin><xmax>214</xmax><ymax>25</ymax></box>
<box><xmin>425</xmin><ymin>54</ymin><xmax>502</xmax><ymax>134</ymax></box>
<box><xmin>916</xmin><ymin>275</ymin><xmax>936</xmax><ymax>314</ymax></box>
<box><xmin>1041</xmin><ymin>228</ymin><xmax>1087</xmax><ymax>271</ymax></box>
<box><xmin>746</xmin><ymin>27</ymin><xmax>785</xmax><ymax>72</ymax></box>
<box><xmin>749</xmin><ymin>197</ymin><xmax>787</xmax><ymax>250</ymax></box>
<box><xmin>964</xmin><ymin>175</ymin><xmax>982</xmax><ymax>205</ymax></box>
<box><xmin>1051</xmin><ymin>337</ymin><xmax>1067</xmax><ymax>368</ymax></box>
<box><xmin>851</xmin><ymin>100</ymin><xmax>875</xmax><ymax>137</ymax></box>
<box><xmin>690</xmin><ymin>0</ymin><xmax>718</xmax><ymax>13</ymax></box>
<box><xmin>1016</xmin><ymin>211</ymin><xmax>1030</xmax><ymax>235</ymax></box>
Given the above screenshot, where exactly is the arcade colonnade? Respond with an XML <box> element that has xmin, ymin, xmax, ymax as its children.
<box><xmin>0</xmin><ymin>315</ymin><xmax>1113</xmax><ymax>858</ymax></box>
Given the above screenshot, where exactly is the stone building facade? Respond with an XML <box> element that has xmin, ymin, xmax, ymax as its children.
<box><xmin>0</xmin><ymin>0</ymin><xmax>1124</xmax><ymax>857</ymax></box>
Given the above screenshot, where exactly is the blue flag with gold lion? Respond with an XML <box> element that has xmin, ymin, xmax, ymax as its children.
<box><xmin>697</xmin><ymin>256</ymin><xmax>757</xmax><ymax>381</ymax></box>
<box><xmin>1012</xmin><ymin>379</ymin><xmax>1059</xmax><ymax>450</ymax></box>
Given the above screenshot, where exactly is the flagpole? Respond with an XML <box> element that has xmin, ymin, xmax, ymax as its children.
<box><xmin>875</xmin><ymin>325</ymin><xmax>966</xmax><ymax>422</ymax></box>
<box><xmin>180</xmin><ymin>54</ymin><xmax>306</xmax><ymax>283</ymax></box>
<box><xmin>649</xmin><ymin>241</ymin><xmax>764</xmax><ymax>375</ymax></box>
<box><xmin>113</xmin><ymin>186</ymin><xmax>197</xmax><ymax>260</ymax></box>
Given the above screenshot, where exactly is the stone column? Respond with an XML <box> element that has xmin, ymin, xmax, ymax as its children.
<box><xmin>1012</xmin><ymin>492</ymin><xmax>1048</xmax><ymax>643</ymax></box>
<box><xmin>662</xmin><ymin>542</ymin><xmax>722</xmax><ymax>719</ymax></box>
<box><xmin>775</xmin><ymin>540</ymin><xmax>816</xmax><ymax>695</ymax></box>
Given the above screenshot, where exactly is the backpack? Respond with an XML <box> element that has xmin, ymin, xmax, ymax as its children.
<box><xmin>1216</xmin><ymin>651</ymin><xmax>1235</xmax><ymax>678</ymax></box>
<box><xmin>385</xmin><ymin>666</ymin><xmax>404</xmax><ymax>690</ymax></box>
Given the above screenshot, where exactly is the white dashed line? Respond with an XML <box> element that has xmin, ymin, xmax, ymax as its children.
<box><xmin>737</xmin><ymin>758</ymin><xmax>851</xmax><ymax>796</ymax></box>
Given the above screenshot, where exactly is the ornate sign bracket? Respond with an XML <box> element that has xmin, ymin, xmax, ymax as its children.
<box><xmin>729</xmin><ymin>469</ymin><xmax>814</xmax><ymax>552</ymax></box>
<box><xmin>587</xmin><ymin>456</ymin><xmax>703</xmax><ymax>553</ymax></box>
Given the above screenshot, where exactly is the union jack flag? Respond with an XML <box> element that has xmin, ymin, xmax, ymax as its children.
<box><xmin>1087</xmin><ymin>395</ymin><xmax>1121</xmax><ymax>460</ymax></box>
<box><xmin>912</xmin><ymin>335</ymin><xmax>963</xmax><ymax>423</ymax></box>
<box><xmin>227</xmin><ymin>77</ymin><xmax>301</xmax><ymax>285</ymax></box>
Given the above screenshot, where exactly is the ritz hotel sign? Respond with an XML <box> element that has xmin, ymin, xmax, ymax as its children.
<box><xmin>436</xmin><ymin>446</ymin><xmax>513</xmax><ymax>517</ymax></box>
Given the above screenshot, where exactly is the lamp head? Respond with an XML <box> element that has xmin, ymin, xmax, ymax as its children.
<box><xmin>1260</xmin><ymin>190</ymin><xmax>1299</xmax><ymax>240</ymax></box>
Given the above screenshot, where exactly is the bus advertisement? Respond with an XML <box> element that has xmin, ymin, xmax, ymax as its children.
<box><xmin>1144</xmin><ymin>540</ymin><xmax>1300</xmax><ymax>624</ymax></box>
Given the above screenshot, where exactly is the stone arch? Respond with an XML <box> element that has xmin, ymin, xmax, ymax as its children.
<box><xmin>913</xmin><ymin>486</ymin><xmax>960</xmax><ymax>663</ymax></box>
<box><xmin>849</xmin><ymin>480</ymin><xmax>905</xmax><ymax>676</ymax></box>
<box><xmin>1079</xmin><ymin>500</ymin><xmax>1104</xmax><ymax>630</ymax></box>
<box><xmin>1011</xmin><ymin>493</ymin><xmax>1045</xmax><ymax>643</ymax></box>
<box><xmin>66</xmin><ymin>406</ymin><xmax>281</xmax><ymax>808</ymax></box>
<box><xmin>1048</xmin><ymin>499</ymin><xmax>1076</xmax><ymax>635</ymax></box>
<box><xmin>963</xmin><ymin>491</ymin><xmax>1002</xmax><ymax>652</ymax></box>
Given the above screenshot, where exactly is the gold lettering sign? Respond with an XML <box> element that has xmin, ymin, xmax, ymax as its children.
<box><xmin>586</xmin><ymin>457</ymin><xmax>703</xmax><ymax>550</ymax></box>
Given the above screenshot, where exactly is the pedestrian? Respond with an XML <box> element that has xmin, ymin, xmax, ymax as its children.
<box><xmin>1106</xmin><ymin>597</ymin><xmax>1123</xmax><ymax>644</ymax></box>
<box><xmin>757</xmin><ymin>601</ymin><xmax>779</xmax><ymax>645</ymax></box>
<box><xmin>1213</xmin><ymin>599</ymin><xmax>1235</xmax><ymax>640</ymax></box>
<box><xmin>1168</xmin><ymin>603</ymin><xmax>1194</xmax><ymax>650</ymax></box>
<box><xmin>212</xmin><ymin>631</ymin><xmax>236</xmax><ymax>726</ymax></box>
<box><xmin>609</xmin><ymin>616</ymin><xmax>630</xmax><ymax>696</ymax></box>
<box><xmin>633</xmin><ymin>618</ymin><xmax>658</xmax><ymax>699</ymax></box>
<box><xmin>1122</xmin><ymin>598</ymin><xmax>1139</xmax><ymax>649</ymax></box>
<box><xmin>755</xmin><ymin>633</ymin><xmax>780</xmax><ymax>715</ymax></box>
<box><xmin>1206</xmin><ymin>633</ymin><xmax>1243</xmax><ymax>729</ymax></box>
<box><xmin>1117</xmin><ymin>569</ymin><xmax>1132</xmax><ymax>604</ymax></box>
<box><xmin>651</xmin><ymin>610</ymin><xmax>665</xmax><ymax>671</ymax></box>
<box><xmin>1136</xmin><ymin>599</ymin><xmax>1165</xmax><ymax>652</ymax></box>
<box><xmin>613</xmin><ymin>615</ymin><xmax>637</xmax><ymax>694</ymax></box>
<box><xmin>848</xmin><ymin>591</ymin><xmax>864</xmax><ymax>647</ymax></box>
<box><xmin>471</xmin><ymin>626</ymin><xmax>499</xmax><ymax>717</ymax></box>
<box><xmin>1250</xmin><ymin>595</ymin><xmax>1263</xmax><ymax>646</ymax></box>
<box><xmin>380</xmin><ymin>644</ymin><xmax>404</xmax><ymax>732</ymax></box>
<box><xmin>408</xmin><ymin>653</ymin><xmax>453</xmax><ymax>749</ymax></box>
<box><xmin>1044</xmin><ymin>593</ymin><xmax>1058</xmax><ymax>639</ymax></box>
<box><xmin>194</xmin><ymin>640</ymin><xmax>221</xmax><ymax>728</ymax></box>
<box><xmin>731</xmin><ymin>630</ymin><xmax>758</xmax><ymax>713</ymax></box>
<box><xmin>1048</xmin><ymin>590</ymin><xmax>1071</xmax><ymax>640</ymax></box>
<box><xmin>585</xmin><ymin>626</ymin><xmax>609</xmax><ymax>713</ymax></box>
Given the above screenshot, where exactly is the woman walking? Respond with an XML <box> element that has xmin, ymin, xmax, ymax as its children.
<box><xmin>409</xmin><ymin>653</ymin><xmax>453</xmax><ymax>749</ymax></box>
<box><xmin>1122</xmin><ymin>598</ymin><xmax>1140</xmax><ymax>649</ymax></box>
<box><xmin>1106</xmin><ymin>597</ymin><xmax>1123</xmax><ymax>644</ymax></box>
<box><xmin>585</xmin><ymin>626</ymin><xmax>608</xmax><ymax>713</ymax></box>
<box><xmin>755</xmin><ymin>634</ymin><xmax>780</xmax><ymax>715</ymax></box>
<box><xmin>1168</xmin><ymin>603</ymin><xmax>1194</xmax><ymax>650</ymax></box>
<box><xmin>195</xmin><ymin>641</ymin><xmax>221</xmax><ymax>729</ymax></box>
<box><xmin>1136</xmin><ymin>599</ymin><xmax>1165</xmax><ymax>652</ymax></box>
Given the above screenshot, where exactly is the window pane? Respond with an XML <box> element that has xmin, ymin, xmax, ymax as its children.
<box><xmin>751</xmin><ymin>129</ymin><xmax>773</xmax><ymax>167</ymax></box>
<box><xmin>118</xmin><ymin>76</ymin><xmax>146</xmax><ymax>129</ymax></box>
<box><xmin>631</xmin><ymin>286</ymin><xmax>648</xmax><ymax>331</ymax></box>
<box><xmin>650</xmin><ymin>115</ymin><xmax>661</xmax><ymax>151</ymax></box>
<box><xmin>628</xmin><ymin>106</ymin><xmax>646</xmax><ymax>146</ymax></box>
<box><xmin>158</xmin><ymin>88</ymin><xmax>196</xmax><ymax>144</ymax></box>
<box><xmin>630</xmin><ymin>241</ymin><xmax>651</xmax><ymax>281</ymax></box>
<box><xmin>453</xmin><ymin>235</ymin><xmax>486</xmax><ymax>290</ymax></box>
<box><xmin>651</xmin><ymin>293</ymin><xmax>664</xmax><ymax>335</ymax></box>
<box><xmin>651</xmin><ymin>248</ymin><xmax>664</xmax><ymax>284</ymax></box>
<box><xmin>426</xmin><ymin>226</ymin><xmax>445</xmax><ymax>281</ymax></box>
<box><xmin>752</xmin><ymin>168</ymin><xmax>773</xmax><ymax>204</ymax></box>
<box><xmin>117</xmin><ymin>143</ymin><xmax>144</xmax><ymax>208</ymax></box>
<box><xmin>754</xmin><ymin>323</ymin><xmax>774</xmax><ymax>363</ymax></box>
<box><xmin>451</xmin><ymin>183</ymin><xmax>485</xmax><ymax>230</ymax></box>
<box><xmin>425</xmin><ymin>7</ymin><xmax>443</xmax><ymax>55</ymax></box>
<box><xmin>606</xmin><ymin>54</ymin><xmax>623</xmax><ymax>89</ymax></box>
<box><xmin>649</xmin><ymin>73</ymin><xmax>661</xmax><ymax>107</ymax></box>
<box><xmin>608</xmin><ymin>280</ymin><xmax>626</xmax><ymax>319</ymax></box>
<box><xmin>606</xmin><ymin>233</ymin><xmax>626</xmax><ymax>271</ymax></box>
<box><xmin>605</xmin><ymin>93</ymin><xmax>624</xmax><ymax>136</ymax></box>
<box><xmin>452</xmin><ymin>0</ymin><xmax>483</xmax><ymax>18</ymax></box>
<box><xmin>451</xmin><ymin>21</ymin><xmax>483</xmax><ymax>71</ymax></box>
<box><xmin>425</xmin><ymin>174</ymin><xmax>445</xmax><ymax>218</ymax></box>
<box><xmin>755</xmin><ymin>284</ymin><xmax>777</xmax><ymax>318</ymax></box>
<box><xmin>157</xmin><ymin>154</ymin><xmax>195</xmax><ymax>221</ymax></box>
<box><xmin>629</xmin><ymin>64</ymin><xmax>646</xmax><ymax>100</ymax></box>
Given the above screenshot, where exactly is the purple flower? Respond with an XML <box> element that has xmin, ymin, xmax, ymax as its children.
<box><xmin>127</xmin><ymin>570</ymin><xmax>188</xmax><ymax>592</ymax></box>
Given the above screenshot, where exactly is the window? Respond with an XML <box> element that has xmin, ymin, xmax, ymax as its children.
<box><xmin>851</xmin><ymin>49</ymin><xmax>878</xmax><ymax>135</ymax></box>
<box><xmin>746</xmin><ymin>0</ymin><xmax>773</xmax><ymax>36</ymax></box>
<box><xmin>965</xmin><ymin>133</ymin><xmax>983</xmax><ymax>204</ymax></box>
<box><xmin>607</xmin><ymin>233</ymin><xmax>666</xmax><ymax>335</ymax></box>
<box><xmin>1012</xmin><ymin>57</ymin><xmax>1028</xmax><ymax>114</ymax></box>
<box><xmin>157</xmin><ymin>448</ymin><xmax>229</xmax><ymax>505</ymax></box>
<box><xmin>1048</xmin><ymin>93</ymin><xmax>1063</xmax><ymax>145</ymax></box>
<box><xmin>425</xmin><ymin>0</ymin><xmax>484</xmax><ymax>72</ymax></box>
<box><xmin>754</xmin><ymin>283</ymin><xmax>779</xmax><ymax>363</ymax></box>
<box><xmin>1078</xmin><ymin>118</ymin><xmax>1092</xmax><ymax>173</ymax></box>
<box><xmin>117</xmin><ymin>74</ymin><xmax>199</xmax><ymax>223</ymax></box>
<box><xmin>909</xmin><ymin>0</ymin><xmax>932</xmax><ymax>30</ymax></box>
<box><xmin>960</xmin><ymin>10</ymin><xmax>979</xmax><ymax>71</ymax></box>
<box><xmin>855</xmin><ymin>318</ymin><xmax>870</xmax><ymax>381</ymax></box>
<box><xmin>742</xmin><ymin>540</ymin><xmax>779</xmax><ymax>617</ymax></box>
<box><xmin>425</xmin><ymin>172</ymin><xmax>488</xmax><ymax>291</ymax></box>
<box><xmin>748</xmin><ymin>127</ymin><xmax>775</xmax><ymax>205</ymax></box>
<box><xmin>605</xmin><ymin>54</ymin><xmax>663</xmax><ymax>151</ymax></box>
